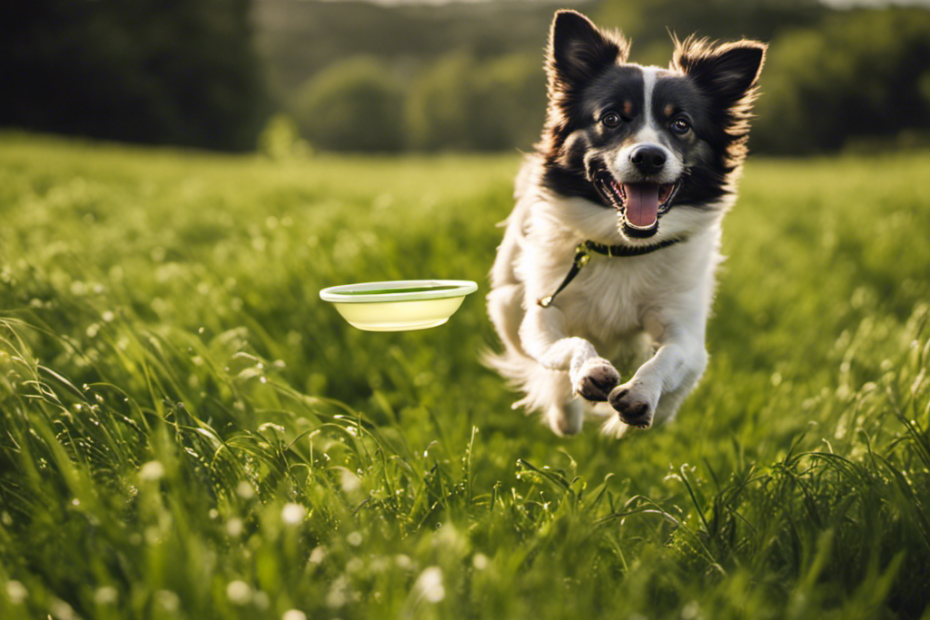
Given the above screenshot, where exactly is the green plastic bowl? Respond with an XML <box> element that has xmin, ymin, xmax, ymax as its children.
<box><xmin>319</xmin><ymin>280</ymin><xmax>478</xmax><ymax>332</ymax></box>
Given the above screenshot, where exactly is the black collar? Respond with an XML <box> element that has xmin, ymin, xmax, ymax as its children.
<box><xmin>537</xmin><ymin>236</ymin><xmax>688</xmax><ymax>308</ymax></box>
<box><xmin>582</xmin><ymin>237</ymin><xmax>687</xmax><ymax>258</ymax></box>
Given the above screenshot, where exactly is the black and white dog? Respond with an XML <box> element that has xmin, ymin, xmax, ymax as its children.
<box><xmin>486</xmin><ymin>10</ymin><xmax>766</xmax><ymax>436</ymax></box>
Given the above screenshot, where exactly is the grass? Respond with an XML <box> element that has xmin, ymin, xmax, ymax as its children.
<box><xmin>1</xmin><ymin>132</ymin><xmax>929</xmax><ymax>620</ymax></box>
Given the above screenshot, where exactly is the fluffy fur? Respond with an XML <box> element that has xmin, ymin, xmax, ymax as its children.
<box><xmin>485</xmin><ymin>10</ymin><xmax>766</xmax><ymax>437</ymax></box>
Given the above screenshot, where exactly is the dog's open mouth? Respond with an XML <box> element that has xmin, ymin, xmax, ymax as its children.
<box><xmin>594</xmin><ymin>170</ymin><xmax>680</xmax><ymax>237</ymax></box>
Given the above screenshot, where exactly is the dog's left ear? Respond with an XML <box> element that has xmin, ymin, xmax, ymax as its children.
<box><xmin>547</xmin><ymin>10</ymin><xmax>630</xmax><ymax>93</ymax></box>
<box><xmin>673</xmin><ymin>39</ymin><xmax>767</xmax><ymax>105</ymax></box>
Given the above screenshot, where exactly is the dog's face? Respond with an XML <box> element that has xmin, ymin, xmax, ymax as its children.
<box><xmin>539</xmin><ymin>11</ymin><xmax>766</xmax><ymax>240</ymax></box>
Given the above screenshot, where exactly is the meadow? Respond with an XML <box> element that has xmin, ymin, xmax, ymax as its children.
<box><xmin>1</xmin><ymin>132</ymin><xmax>929</xmax><ymax>620</ymax></box>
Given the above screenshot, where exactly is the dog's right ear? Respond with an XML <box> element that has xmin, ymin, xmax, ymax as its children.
<box><xmin>546</xmin><ymin>10</ymin><xmax>628</xmax><ymax>93</ymax></box>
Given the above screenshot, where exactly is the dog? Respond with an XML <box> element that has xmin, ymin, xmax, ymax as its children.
<box><xmin>485</xmin><ymin>10</ymin><xmax>766</xmax><ymax>437</ymax></box>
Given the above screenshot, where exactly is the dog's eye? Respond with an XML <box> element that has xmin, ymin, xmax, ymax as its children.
<box><xmin>601</xmin><ymin>112</ymin><xmax>622</xmax><ymax>128</ymax></box>
<box><xmin>671</xmin><ymin>118</ymin><xmax>691</xmax><ymax>135</ymax></box>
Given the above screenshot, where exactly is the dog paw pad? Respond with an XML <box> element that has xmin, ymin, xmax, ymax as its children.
<box><xmin>609</xmin><ymin>386</ymin><xmax>654</xmax><ymax>428</ymax></box>
<box><xmin>574</xmin><ymin>359</ymin><xmax>620</xmax><ymax>402</ymax></box>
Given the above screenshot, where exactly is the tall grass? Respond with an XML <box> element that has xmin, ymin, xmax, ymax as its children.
<box><xmin>1</xmin><ymin>133</ymin><xmax>929</xmax><ymax>619</ymax></box>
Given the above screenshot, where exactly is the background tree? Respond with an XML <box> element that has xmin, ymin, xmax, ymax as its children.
<box><xmin>753</xmin><ymin>9</ymin><xmax>930</xmax><ymax>153</ymax></box>
<box><xmin>1</xmin><ymin>0</ymin><xmax>269</xmax><ymax>151</ymax></box>
<box><xmin>294</xmin><ymin>57</ymin><xmax>405</xmax><ymax>153</ymax></box>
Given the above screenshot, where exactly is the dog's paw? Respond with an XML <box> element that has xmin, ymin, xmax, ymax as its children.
<box><xmin>608</xmin><ymin>384</ymin><xmax>655</xmax><ymax>429</ymax></box>
<box><xmin>573</xmin><ymin>358</ymin><xmax>620</xmax><ymax>402</ymax></box>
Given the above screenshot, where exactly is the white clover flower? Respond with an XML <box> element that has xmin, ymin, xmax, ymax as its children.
<box><xmin>226</xmin><ymin>580</ymin><xmax>252</xmax><ymax>605</ymax></box>
<box><xmin>339</xmin><ymin>469</ymin><xmax>361</xmax><ymax>493</ymax></box>
<box><xmin>49</xmin><ymin>598</ymin><xmax>76</xmax><ymax>620</ymax></box>
<box><xmin>94</xmin><ymin>586</ymin><xmax>118</xmax><ymax>605</ymax></box>
<box><xmin>139</xmin><ymin>461</ymin><xmax>165</xmax><ymax>481</ymax></box>
<box><xmin>282</xmin><ymin>610</ymin><xmax>307</xmax><ymax>620</ymax></box>
<box><xmin>308</xmin><ymin>546</ymin><xmax>326</xmax><ymax>565</ymax></box>
<box><xmin>472</xmin><ymin>553</ymin><xmax>489</xmax><ymax>570</ymax></box>
<box><xmin>281</xmin><ymin>503</ymin><xmax>306</xmax><ymax>525</ymax></box>
<box><xmin>414</xmin><ymin>566</ymin><xmax>445</xmax><ymax>603</ymax></box>
<box><xmin>6</xmin><ymin>580</ymin><xmax>27</xmax><ymax>605</ymax></box>
<box><xmin>236</xmin><ymin>480</ymin><xmax>255</xmax><ymax>499</ymax></box>
<box><xmin>326</xmin><ymin>576</ymin><xmax>349</xmax><ymax>608</ymax></box>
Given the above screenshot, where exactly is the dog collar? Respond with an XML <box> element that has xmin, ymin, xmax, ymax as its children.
<box><xmin>537</xmin><ymin>237</ymin><xmax>687</xmax><ymax>308</ymax></box>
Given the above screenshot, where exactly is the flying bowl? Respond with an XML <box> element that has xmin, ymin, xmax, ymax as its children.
<box><xmin>319</xmin><ymin>280</ymin><xmax>478</xmax><ymax>332</ymax></box>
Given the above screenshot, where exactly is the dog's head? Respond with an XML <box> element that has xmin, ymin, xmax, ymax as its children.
<box><xmin>539</xmin><ymin>10</ymin><xmax>766</xmax><ymax>240</ymax></box>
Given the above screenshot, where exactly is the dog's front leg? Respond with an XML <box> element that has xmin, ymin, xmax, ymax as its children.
<box><xmin>520</xmin><ymin>305</ymin><xmax>621</xmax><ymax>404</ymax></box>
<box><xmin>608</xmin><ymin>311</ymin><xmax>708</xmax><ymax>429</ymax></box>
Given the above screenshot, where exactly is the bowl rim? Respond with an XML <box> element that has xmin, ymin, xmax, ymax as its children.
<box><xmin>319</xmin><ymin>279</ymin><xmax>478</xmax><ymax>304</ymax></box>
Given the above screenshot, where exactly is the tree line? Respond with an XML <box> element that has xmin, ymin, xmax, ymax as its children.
<box><xmin>3</xmin><ymin>0</ymin><xmax>929</xmax><ymax>154</ymax></box>
<box><xmin>2</xmin><ymin>0</ymin><xmax>268</xmax><ymax>151</ymax></box>
<box><xmin>289</xmin><ymin>4</ymin><xmax>930</xmax><ymax>155</ymax></box>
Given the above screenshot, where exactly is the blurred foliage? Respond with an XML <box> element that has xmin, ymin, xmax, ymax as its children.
<box><xmin>257</xmin><ymin>114</ymin><xmax>312</xmax><ymax>161</ymax></box>
<box><xmin>262</xmin><ymin>0</ymin><xmax>930</xmax><ymax>155</ymax></box>
<box><xmin>753</xmin><ymin>8</ymin><xmax>930</xmax><ymax>154</ymax></box>
<box><xmin>254</xmin><ymin>0</ymin><xmax>560</xmax><ymax>94</ymax></box>
<box><xmin>4</xmin><ymin>0</ymin><xmax>930</xmax><ymax>154</ymax></box>
<box><xmin>295</xmin><ymin>57</ymin><xmax>406</xmax><ymax>152</ymax></box>
<box><xmin>1</xmin><ymin>0</ymin><xmax>269</xmax><ymax>151</ymax></box>
<box><xmin>596</xmin><ymin>0</ymin><xmax>825</xmax><ymax>66</ymax></box>
<box><xmin>405</xmin><ymin>52</ymin><xmax>546</xmax><ymax>151</ymax></box>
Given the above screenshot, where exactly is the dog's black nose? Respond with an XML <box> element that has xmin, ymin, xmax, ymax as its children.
<box><xmin>630</xmin><ymin>145</ymin><xmax>667</xmax><ymax>175</ymax></box>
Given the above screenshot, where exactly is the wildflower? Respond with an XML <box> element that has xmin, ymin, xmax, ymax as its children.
<box><xmin>414</xmin><ymin>566</ymin><xmax>445</xmax><ymax>603</ymax></box>
<box><xmin>139</xmin><ymin>461</ymin><xmax>165</xmax><ymax>481</ymax></box>
<box><xmin>282</xmin><ymin>503</ymin><xmax>306</xmax><ymax>524</ymax></box>
<box><xmin>6</xmin><ymin>580</ymin><xmax>27</xmax><ymax>605</ymax></box>
<box><xmin>236</xmin><ymin>480</ymin><xmax>255</xmax><ymax>499</ymax></box>
<box><xmin>94</xmin><ymin>586</ymin><xmax>118</xmax><ymax>605</ymax></box>
<box><xmin>226</xmin><ymin>580</ymin><xmax>252</xmax><ymax>605</ymax></box>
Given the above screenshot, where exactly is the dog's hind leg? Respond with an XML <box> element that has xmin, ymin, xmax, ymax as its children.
<box><xmin>535</xmin><ymin>369</ymin><xmax>584</xmax><ymax>436</ymax></box>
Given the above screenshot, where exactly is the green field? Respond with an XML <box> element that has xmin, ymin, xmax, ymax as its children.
<box><xmin>1</xmin><ymin>133</ymin><xmax>929</xmax><ymax>620</ymax></box>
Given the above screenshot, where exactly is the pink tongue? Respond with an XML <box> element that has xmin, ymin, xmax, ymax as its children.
<box><xmin>624</xmin><ymin>184</ymin><xmax>660</xmax><ymax>228</ymax></box>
